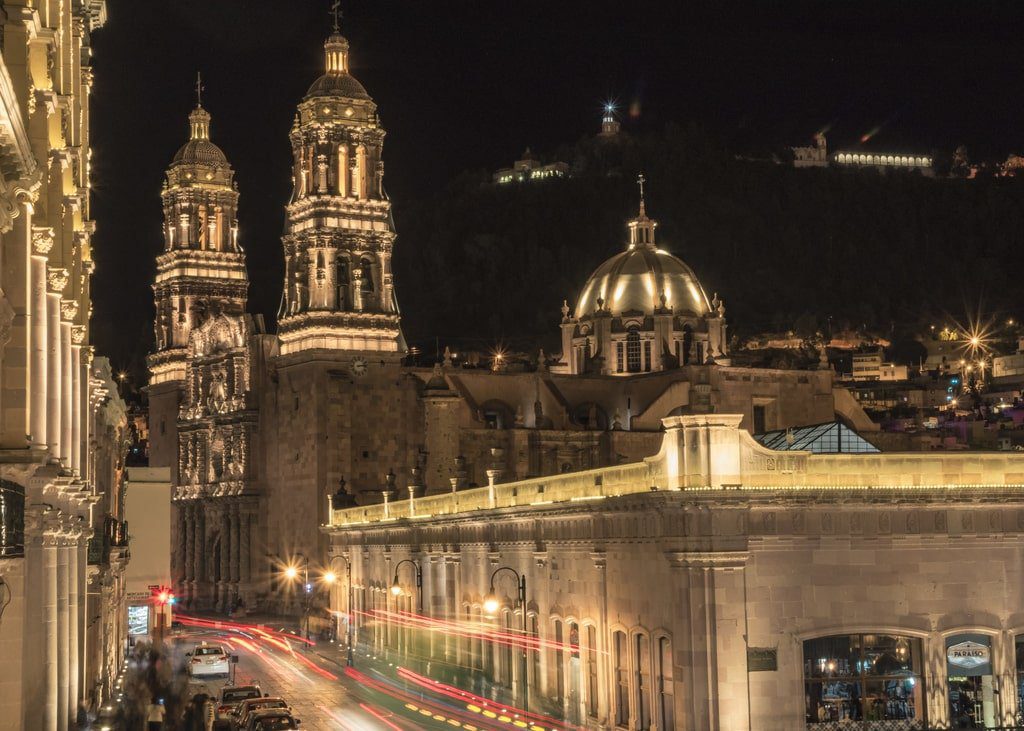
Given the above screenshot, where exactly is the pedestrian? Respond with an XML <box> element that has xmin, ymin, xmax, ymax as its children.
<box><xmin>201</xmin><ymin>692</ymin><xmax>216</xmax><ymax>731</ymax></box>
<box><xmin>76</xmin><ymin>699</ymin><xmax>90</xmax><ymax>729</ymax></box>
<box><xmin>146</xmin><ymin>697</ymin><xmax>165</xmax><ymax>730</ymax></box>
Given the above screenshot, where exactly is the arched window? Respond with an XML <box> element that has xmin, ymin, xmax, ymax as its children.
<box><xmin>613</xmin><ymin>630</ymin><xmax>630</xmax><ymax>726</ymax></box>
<box><xmin>681</xmin><ymin>324</ymin><xmax>694</xmax><ymax>365</ymax></box>
<box><xmin>626</xmin><ymin>327</ymin><xmax>642</xmax><ymax>373</ymax></box>
<box><xmin>553</xmin><ymin>619</ymin><xmax>566</xmax><ymax>698</ymax></box>
<box><xmin>803</xmin><ymin>633</ymin><xmax>924</xmax><ymax>726</ymax></box>
<box><xmin>336</xmin><ymin>257</ymin><xmax>350</xmax><ymax>309</ymax></box>
<box><xmin>636</xmin><ymin>633</ymin><xmax>651</xmax><ymax>730</ymax></box>
<box><xmin>657</xmin><ymin>636</ymin><xmax>674</xmax><ymax>730</ymax></box>
<box><xmin>0</xmin><ymin>480</ymin><xmax>25</xmax><ymax>557</ymax></box>
<box><xmin>360</xmin><ymin>258</ymin><xmax>374</xmax><ymax>295</ymax></box>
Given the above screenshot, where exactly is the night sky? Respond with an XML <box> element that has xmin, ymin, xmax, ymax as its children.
<box><xmin>89</xmin><ymin>0</ymin><xmax>1024</xmax><ymax>373</ymax></box>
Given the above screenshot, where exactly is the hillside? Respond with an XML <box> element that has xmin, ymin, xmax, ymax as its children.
<box><xmin>392</xmin><ymin>124</ymin><xmax>1024</xmax><ymax>356</ymax></box>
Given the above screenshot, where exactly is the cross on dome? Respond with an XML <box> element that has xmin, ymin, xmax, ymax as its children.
<box><xmin>330</xmin><ymin>0</ymin><xmax>342</xmax><ymax>32</ymax></box>
<box><xmin>195</xmin><ymin>71</ymin><xmax>204</xmax><ymax>107</ymax></box>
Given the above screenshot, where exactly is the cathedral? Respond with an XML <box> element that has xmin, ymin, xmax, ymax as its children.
<box><xmin>147</xmin><ymin>23</ymin><xmax>864</xmax><ymax>611</ymax></box>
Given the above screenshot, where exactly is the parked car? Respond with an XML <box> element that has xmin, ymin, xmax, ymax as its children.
<box><xmin>187</xmin><ymin>642</ymin><xmax>230</xmax><ymax>677</ymax></box>
<box><xmin>216</xmin><ymin>684</ymin><xmax>262</xmax><ymax>723</ymax></box>
<box><xmin>233</xmin><ymin>697</ymin><xmax>289</xmax><ymax>730</ymax></box>
<box><xmin>246</xmin><ymin>709</ymin><xmax>301</xmax><ymax>730</ymax></box>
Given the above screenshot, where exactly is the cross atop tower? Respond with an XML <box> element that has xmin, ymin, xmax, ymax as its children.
<box><xmin>637</xmin><ymin>173</ymin><xmax>647</xmax><ymax>216</ymax></box>
<box><xmin>330</xmin><ymin>0</ymin><xmax>342</xmax><ymax>32</ymax></box>
<box><xmin>195</xmin><ymin>71</ymin><xmax>204</xmax><ymax>107</ymax></box>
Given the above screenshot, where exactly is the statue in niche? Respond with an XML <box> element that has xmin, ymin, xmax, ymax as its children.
<box><xmin>209</xmin><ymin>367</ymin><xmax>228</xmax><ymax>411</ymax></box>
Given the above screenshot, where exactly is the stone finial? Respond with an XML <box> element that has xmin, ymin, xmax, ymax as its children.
<box><xmin>537</xmin><ymin>348</ymin><xmax>548</xmax><ymax>372</ymax></box>
<box><xmin>514</xmin><ymin>403</ymin><xmax>525</xmax><ymax>428</ymax></box>
<box><xmin>658</xmin><ymin>290</ymin><xmax>668</xmax><ymax>310</ymax></box>
<box><xmin>561</xmin><ymin>299</ymin><xmax>570</xmax><ymax>321</ymax></box>
<box><xmin>443</xmin><ymin>346</ymin><xmax>453</xmax><ymax>368</ymax></box>
<box><xmin>612</xmin><ymin>409</ymin><xmax>622</xmax><ymax>430</ymax></box>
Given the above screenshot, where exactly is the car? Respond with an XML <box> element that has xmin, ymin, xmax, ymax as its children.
<box><xmin>246</xmin><ymin>710</ymin><xmax>301</xmax><ymax>731</ymax></box>
<box><xmin>216</xmin><ymin>684</ymin><xmax>262</xmax><ymax>723</ymax></box>
<box><xmin>232</xmin><ymin>697</ymin><xmax>289</xmax><ymax>730</ymax></box>
<box><xmin>187</xmin><ymin>642</ymin><xmax>230</xmax><ymax>677</ymax></box>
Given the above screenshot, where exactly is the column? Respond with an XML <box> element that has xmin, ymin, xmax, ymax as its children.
<box><xmin>46</xmin><ymin>268</ymin><xmax>65</xmax><ymax>460</ymax></box>
<box><xmin>29</xmin><ymin>227</ymin><xmax>51</xmax><ymax>447</ymax></box>
<box><xmin>355</xmin><ymin>144</ymin><xmax>367</xmax><ymax>200</ymax></box>
<box><xmin>56</xmin><ymin>538</ymin><xmax>70</xmax><ymax>731</ymax></box>
<box><xmin>67</xmin><ymin>536</ymin><xmax>80</xmax><ymax>725</ymax></box>
<box><xmin>219</xmin><ymin>509</ymin><xmax>230</xmax><ymax>610</ymax></box>
<box><xmin>60</xmin><ymin>313</ymin><xmax>73</xmax><ymax>468</ymax></box>
<box><xmin>0</xmin><ymin>196</ymin><xmax>32</xmax><ymax>447</ymax></box>
<box><xmin>44</xmin><ymin>535</ymin><xmax>59</xmax><ymax>731</ymax></box>
<box><xmin>337</xmin><ymin>143</ymin><xmax>349</xmax><ymax>197</ymax></box>
<box><xmin>80</xmin><ymin>347</ymin><xmax>92</xmax><ymax>480</ymax></box>
<box><xmin>192</xmin><ymin>506</ymin><xmax>204</xmax><ymax>606</ymax></box>
<box><xmin>76</xmin><ymin>539</ymin><xmax>88</xmax><ymax>707</ymax></box>
<box><xmin>239</xmin><ymin>511</ymin><xmax>251</xmax><ymax>584</ymax></box>
<box><xmin>184</xmin><ymin>505</ymin><xmax>195</xmax><ymax>604</ymax></box>
<box><xmin>229</xmin><ymin>504</ymin><xmax>240</xmax><ymax>594</ymax></box>
<box><xmin>70</xmin><ymin>334</ymin><xmax>83</xmax><ymax>473</ymax></box>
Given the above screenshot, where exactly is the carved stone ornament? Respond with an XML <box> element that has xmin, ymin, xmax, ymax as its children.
<box><xmin>32</xmin><ymin>227</ymin><xmax>55</xmax><ymax>255</ymax></box>
<box><xmin>0</xmin><ymin>292</ymin><xmax>14</xmax><ymax>348</ymax></box>
<box><xmin>60</xmin><ymin>299</ymin><xmax>79</xmax><ymax>321</ymax></box>
<box><xmin>47</xmin><ymin>267</ymin><xmax>69</xmax><ymax>293</ymax></box>
<box><xmin>71</xmin><ymin>325</ymin><xmax>86</xmax><ymax>345</ymax></box>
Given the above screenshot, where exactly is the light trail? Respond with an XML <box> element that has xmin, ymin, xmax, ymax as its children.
<box><xmin>357</xmin><ymin>609</ymin><xmax>594</xmax><ymax>655</ymax></box>
<box><xmin>396</xmin><ymin>667</ymin><xmax>571</xmax><ymax>731</ymax></box>
<box><xmin>360</xmin><ymin>702</ymin><xmax>405</xmax><ymax>731</ymax></box>
<box><xmin>345</xmin><ymin>667</ymin><xmax>504</xmax><ymax>731</ymax></box>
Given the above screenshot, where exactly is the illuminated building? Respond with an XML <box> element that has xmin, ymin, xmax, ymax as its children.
<box><xmin>0</xmin><ymin>1</ymin><xmax>131</xmax><ymax>726</ymax></box>
<box><xmin>554</xmin><ymin>186</ymin><xmax>729</xmax><ymax>375</ymax></box>
<box><xmin>326</xmin><ymin>414</ymin><xmax>1024</xmax><ymax>730</ymax></box>
<box><xmin>792</xmin><ymin>132</ymin><xmax>935</xmax><ymax>176</ymax></box>
<box><xmin>147</xmin><ymin>19</ymin><xmax>874</xmax><ymax>616</ymax></box>
<box><xmin>833</xmin><ymin>150</ymin><xmax>934</xmax><ymax>176</ymax></box>
<box><xmin>493</xmin><ymin>148</ymin><xmax>570</xmax><ymax>184</ymax></box>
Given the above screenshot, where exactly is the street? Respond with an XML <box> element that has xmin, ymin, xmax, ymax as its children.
<box><xmin>151</xmin><ymin>615</ymin><xmax>564</xmax><ymax>731</ymax></box>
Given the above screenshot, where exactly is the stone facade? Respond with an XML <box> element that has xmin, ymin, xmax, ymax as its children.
<box><xmin>0</xmin><ymin>2</ymin><xmax>128</xmax><ymax>729</ymax></box>
<box><xmin>326</xmin><ymin>415</ymin><xmax>1024</xmax><ymax>731</ymax></box>
<box><xmin>147</xmin><ymin>21</ymin><xmax>869</xmax><ymax>616</ymax></box>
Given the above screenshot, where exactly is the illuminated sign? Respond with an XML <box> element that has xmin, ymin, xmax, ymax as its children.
<box><xmin>127</xmin><ymin>605</ymin><xmax>150</xmax><ymax>636</ymax></box>
<box><xmin>947</xmin><ymin>640</ymin><xmax>989</xmax><ymax>669</ymax></box>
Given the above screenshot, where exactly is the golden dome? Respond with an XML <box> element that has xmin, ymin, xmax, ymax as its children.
<box><xmin>574</xmin><ymin>202</ymin><xmax>711</xmax><ymax>318</ymax></box>
<box><xmin>305</xmin><ymin>32</ymin><xmax>370</xmax><ymax>101</ymax></box>
<box><xmin>171</xmin><ymin>106</ymin><xmax>228</xmax><ymax>166</ymax></box>
<box><xmin>575</xmin><ymin>246</ymin><xmax>710</xmax><ymax>318</ymax></box>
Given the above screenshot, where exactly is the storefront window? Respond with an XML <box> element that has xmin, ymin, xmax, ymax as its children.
<box><xmin>947</xmin><ymin>633</ymin><xmax>995</xmax><ymax>729</ymax></box>
<box><xmin>804</xmin><ymin>634</ymin><xmax>924</xmax><ymax>727</ymax></box>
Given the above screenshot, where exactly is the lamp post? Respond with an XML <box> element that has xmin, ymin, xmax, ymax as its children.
<box><xmin>390</xmin><ymin>559</ymin><xmax>423</xmax><ymax>613</ymax></box>
<box><xmin>483</xmin><ymin>566</ymin><xmax>528</xmax><ymax>712</ymax></box>
<box><xmin>282</xmin><ymin>555</ymin><xmax>310</xmax><ymax>641</ymax></box>
<box><xmin>325</xmin><ymin>554</ymin><xmax>355</xmax><ymax>667</ymax></box>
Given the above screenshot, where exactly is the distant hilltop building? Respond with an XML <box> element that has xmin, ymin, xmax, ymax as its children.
<box><xmin>791</xmin><ymin>132</ymin><xmax>934</xmax><ymax>176</ymax></box>
<box><xmin>791</xmin><ymin>131</ymin><xmax>828</xmax><ymax>167</ymax></box>
<box><xmin>599</xmin><ymin>102</ymin><xmax>621</xmax><ymax>137</ymax></box>
<box><xmin>493</xmin><ymin>147</ymin><xmax>569</xmax><ymax>184</ymax></box>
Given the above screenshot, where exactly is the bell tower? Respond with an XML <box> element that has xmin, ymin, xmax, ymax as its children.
<box><xmin>147</xmin><ymin>94</ymin><xmax>248</xmax><ymax>473</ymax></box>
<box><xmin>277</xmin><ymin>23</ymin><xmax>403</xmax><ymax>357</ymax></box>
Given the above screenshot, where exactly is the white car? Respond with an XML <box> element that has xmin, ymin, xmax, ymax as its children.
<box><xmin>187</xmin><ymin>643</ymin><xmax>230</xmax><ymax>677</ymax></box>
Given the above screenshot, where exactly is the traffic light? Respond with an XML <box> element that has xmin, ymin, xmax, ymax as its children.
<box><xmin>154</xmin><ymin>586</ymin><xmax>176</xmax><ymax>605</ymax></box>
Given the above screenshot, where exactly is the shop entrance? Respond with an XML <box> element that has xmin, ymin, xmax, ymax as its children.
<box><xmin>946</xmin><ymin>634</ymin><xmax>997</xmax><ymax>729</ymax></box>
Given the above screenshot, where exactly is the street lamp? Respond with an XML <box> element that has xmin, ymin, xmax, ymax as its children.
<box><xmin>483</xmin><ymin>566</ymin><xmax>528</xmax><ymax>712</ymax></box>
<box><xmin>390</xmin><ymin>559</ymin><xmax>423</xmax><ymax>613</ymax></box>
<box><xmin>326</xmin><ymin>554</ymin><xmax>355</xmax><ymax>667</ymax></box>
<box><xmin>281</xmin><ymin>556</ymin><xmax>310</xmax><ymax>641</ymax></box>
